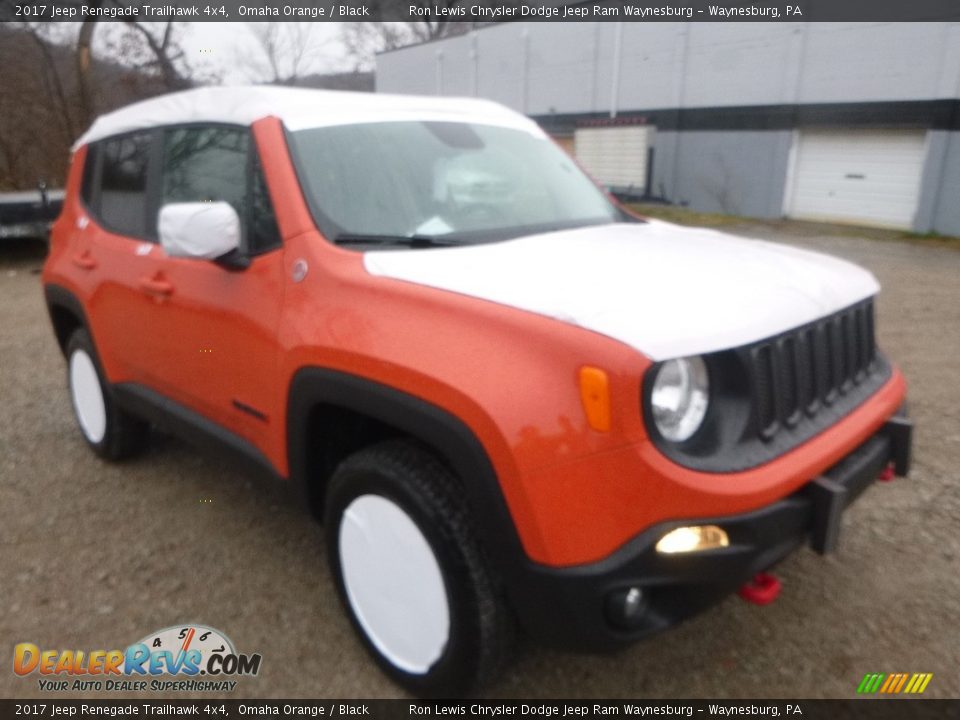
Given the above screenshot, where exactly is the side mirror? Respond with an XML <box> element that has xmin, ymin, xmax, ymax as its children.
<box><xmin>158</xmin><ymin>202</ymin><xmax>243</xmax><ymax>265</ymax></box>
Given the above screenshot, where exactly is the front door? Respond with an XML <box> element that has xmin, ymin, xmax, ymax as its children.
<box><xmin>140</xmin><ymin>125</ymin><xmax>286</xmax><ymax>458</ymax></box>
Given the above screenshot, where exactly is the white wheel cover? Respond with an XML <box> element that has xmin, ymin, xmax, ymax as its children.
<box><xmin>339</xmin><ymin>494</ymin><xmax>450</xmax><ymax>674</ymax></box>
<box><xmin>69</xmin><ymin>349</ymin><xmax>107</xmax><ymax>444</ymax></box>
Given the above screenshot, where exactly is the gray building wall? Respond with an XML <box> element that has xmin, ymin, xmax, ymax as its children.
<box><xmin>918</xmin><ymin>131</ymin><xmax>960</xmax><ymax>235</ymax></box>
<box><xmin>377</xmin><ymin>22</ymin><xmax>960</xmax><ymax>235</ymax></box>
<box><xmin>653</xmin><ymin>130</ymin><xmax>794</xmax><ymax>218</ymax></box>
<box><xmin>379</xmin><ymin>23</ymin><xmax>960</xmax><ymax>110</ymax></box>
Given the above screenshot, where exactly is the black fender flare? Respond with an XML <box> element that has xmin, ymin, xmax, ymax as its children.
<box><xmin>285</xmin><ymin>367</ymin><xmax>534</xmax><ymax>592</ymax></box>
<box><xmin>44</xmin><ymin>284</ymin><xmax>91</xmax><ymax>355</ymax></box>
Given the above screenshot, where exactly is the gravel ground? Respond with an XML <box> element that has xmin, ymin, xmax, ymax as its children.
<box><xmin>1</xmin><ymin>225</ymin><xmax>958</xmax><ymax>700</ymax></box>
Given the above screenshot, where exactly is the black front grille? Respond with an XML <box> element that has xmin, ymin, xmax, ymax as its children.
<box><xmin>644</xmin><ymin>297</ymin><xmax>892</xmax><ymax>473</ymax></box>
<box><xmin>748</xmin><ymin>299</ymin><xmax>878</xmax><ymax>443</ymax></box>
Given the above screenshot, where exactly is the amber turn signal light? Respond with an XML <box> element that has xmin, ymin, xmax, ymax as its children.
<box><xmin>579</xmin><ymin>366</ymin><xmax>611</xmax><ymax>432</ymax></box>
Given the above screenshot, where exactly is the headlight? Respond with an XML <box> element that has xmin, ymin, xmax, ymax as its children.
<box><xmin>650</xmin><ymin>356</ymin><xmax>710</xmax><ymax>442</ymax></box>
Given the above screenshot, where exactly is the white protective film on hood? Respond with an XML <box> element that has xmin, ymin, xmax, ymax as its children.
<box><xmin>363</xmin><ymin>219</ymin><xmax>880</xmax><ymax>361</ymax></box>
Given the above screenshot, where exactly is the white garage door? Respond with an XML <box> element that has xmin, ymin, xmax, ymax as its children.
<box><xmin>786</xmin><ymin>129</ymin><xmax>927</xmax><ymax>230</ymax></box>
<box><xmin>574</xmin><ymin>125</ymin><xmax>651</xmax><ymax>192</ymax></box>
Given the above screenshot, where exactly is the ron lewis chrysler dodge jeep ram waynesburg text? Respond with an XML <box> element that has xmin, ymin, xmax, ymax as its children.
<box><xmin>43</xmin><ymin>87</ymin><xmax>913</xmax><ymax>696</ymax></box>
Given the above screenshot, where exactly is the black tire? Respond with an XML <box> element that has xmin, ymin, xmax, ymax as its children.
<box><xmin>65</xmin><ymin>328</ymin><xmax>149</xmax><ymax>460</ymax></box>
<box><xmin>324</xmin><ymin>439</ymin><xmax>514</xmax><ymax>698</ymax></box>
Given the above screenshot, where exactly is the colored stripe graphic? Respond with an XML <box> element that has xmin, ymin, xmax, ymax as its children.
<box><xmin>909</xmin><ymin>673</ymin><xmax>933</xmax><ymax>694</ymax></box>
<box><xmin>883</xmin><ymin>673</ymin><xmax>907</xmax><ymax>693</ymax></box>
<box><xmin>858</xmin><ymin>672</ymin><xmax>933</xmax><ymax>694</ymax></box>
<box><xmin>857</xmin><ymin>673</ymin><xmax>884</xmax><ymax>694</ymax></box>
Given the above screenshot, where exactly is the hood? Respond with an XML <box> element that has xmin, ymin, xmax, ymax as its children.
<box><xmin>362</xmin><ymin>219</ymin><xmax>880</xmax><ymax>361</ymax></box>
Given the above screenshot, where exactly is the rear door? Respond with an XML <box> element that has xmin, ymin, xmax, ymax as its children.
<box><xmin>80</xmin><ymin>130</ymin><xmax>168</xmax><ymax>385</ymax></box>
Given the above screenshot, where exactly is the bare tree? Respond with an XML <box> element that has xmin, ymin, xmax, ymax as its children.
<box><xmin>72</xmin><ymin>4</ymin><xmax>194</xmax><ymax>127</ymax></box>
<box><xmin>21</xmin><ymin>23</ymin><xmax>78</xmax><ymax>141</ymax></box>
<box><xmin>120</xmin><ymin>22</ymin><xmax>193</xmax><ymax>90</ymax></box>
<box><xmin>243</xmin><ymin>22</ymin><xmax>326</xmax><ymax>85</ymax></box>
<box><xmin>0</xmin><ymin>16</ymin><xmax>197</xmax><ymax>189</ymax></box>
<box><xmin>341</xmin><ymin>10</ymin><xmax>474</xmax><ymax>71</ymax></box>
<box><xmin>76</xmin><ymin>1</ymin><xmax>101</xmax><ymax>124</ymax></box>
<box><xmin>341</xmin><ymin>23</ymin><xmax>414</xmax><ymax>71</ymax></box>
<box><xmin>0</xmin><ymin>26</ymin><xmax>76</xmax><ymax>188</ymax></box>
<box><xmin>403</xmin><ymin>1</ymin><xmax>475</xmax><ymax>43</ymax></box>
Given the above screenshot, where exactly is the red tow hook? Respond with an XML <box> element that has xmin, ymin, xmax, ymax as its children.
<box><xmin>878</xmin><ymin>462</ymin><xmax>896</xmax><ymax>482</ymax></box>
<box><xmin>738</xmin><ymin>572</ymin><xmax>782</xmax><ymax>605</ymax></box>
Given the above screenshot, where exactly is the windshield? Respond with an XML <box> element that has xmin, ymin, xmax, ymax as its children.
<box><xmin>288</xmin><ymin>121</ymin><xmax>622</xmax><ymax>246</ymax></box>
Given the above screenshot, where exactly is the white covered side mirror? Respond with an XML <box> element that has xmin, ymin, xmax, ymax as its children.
<box><xmin>158</xmin><ymin>201</ymin><xmax>241</xmax><ymax>260</ymax></box>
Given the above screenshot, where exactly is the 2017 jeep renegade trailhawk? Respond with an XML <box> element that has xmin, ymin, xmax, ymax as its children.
<box><xmin>43</xmin><ymin>87</ymin><xmax>913</xmax><ymax>696</ymax></box>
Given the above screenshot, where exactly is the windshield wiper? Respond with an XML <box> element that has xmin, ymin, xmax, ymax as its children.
<box><xmin>332</xmin><ymin>233</ymin><xmax>459</xmax><ymax>248</ymax></box>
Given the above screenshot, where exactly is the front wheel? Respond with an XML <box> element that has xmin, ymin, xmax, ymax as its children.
<box><xmin>324</xmin><ymin>440</ymin><xmax>514</xmax><ymax>697</ymax></box>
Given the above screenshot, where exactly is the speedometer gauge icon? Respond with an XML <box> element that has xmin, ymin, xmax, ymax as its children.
<box><xmin>137</xmin><ymin>624</ymin><xmax>235</xmax><ymax>672</ymax></box>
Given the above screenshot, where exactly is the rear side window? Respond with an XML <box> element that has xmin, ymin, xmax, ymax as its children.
<box><xmin>99</xmin><ymin>133</ymin><xmax>152</xmax><ymax>238</ymax></box>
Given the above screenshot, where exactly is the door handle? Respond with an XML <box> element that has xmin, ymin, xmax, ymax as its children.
<box><xmin>138</xmin><ymin>276</ymin><xmax>174</xmax><ymax>297</ymax></box>
<box><xmin>71</xmin><ymin>252</ymin><xmax>97</xmax><ymax>270</ymax></box>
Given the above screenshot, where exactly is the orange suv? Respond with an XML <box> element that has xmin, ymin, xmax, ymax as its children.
<box><xmin>43</xmin><ymin>87</ymin><xmax>912</xmax><ymax>696</ymax></box>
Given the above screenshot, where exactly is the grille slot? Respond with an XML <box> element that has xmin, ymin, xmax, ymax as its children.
<box><xmin>753</xmin><ymin>345</ymin><xmax>778</xmax><ymax>440</ymax></box>
<box><xmin>748</xmin><ymin>300</ymin><xmax>877</xmax><ymax>442</ymax></box>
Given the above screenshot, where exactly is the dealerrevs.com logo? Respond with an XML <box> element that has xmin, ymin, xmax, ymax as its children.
<box><xmin>13</xmin><ymin>625</ymin><xmax>262</xmax><ymax>693</ymax></box>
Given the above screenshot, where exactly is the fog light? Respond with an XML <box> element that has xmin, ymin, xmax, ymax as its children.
<box><xmin>605</xmin><ymin>586</ymin><xmax>646</xmax><ymax>629</ymax></box>
<box><xmin>655</xmin><ymin>525</ymin><xmax>729</xmax><ymax>554</ymax></box>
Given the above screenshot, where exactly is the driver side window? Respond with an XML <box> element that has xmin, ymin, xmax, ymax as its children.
<box><xmin>163</xmin><ymin>127</ymin><xmax>247</xmax><ymax>212</ymax></box>
<box><xmin>160</xmin><ymin>126</ymin><xmax>281</xmax><ymax>255</ymax></box>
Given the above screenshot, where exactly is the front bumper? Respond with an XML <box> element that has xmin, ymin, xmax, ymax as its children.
<box><xmin>508</xmin><ymin>411</ymin><xmax>913</xmax><ymax>652</ymax></box>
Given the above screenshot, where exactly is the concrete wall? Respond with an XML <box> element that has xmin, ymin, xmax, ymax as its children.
<box><xmin>378</xmin><ymin>22</ymin><xmax>960</xmax><ymax>112</ymax></box>
<box><xmin>651</xmin><ymin>130</ymin><xmax>793</xmax><ymax>218</ymax></box>
<box><xmin>918</xmin><ymin>131</ymin><xmax>960</xmax><ymax>236</ymax></box>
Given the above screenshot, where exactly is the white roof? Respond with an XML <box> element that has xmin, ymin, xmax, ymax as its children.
<box><xmin>73</xmin><ymin>85</ymin><xmax>544</xmax><ymax>150</ymax></box>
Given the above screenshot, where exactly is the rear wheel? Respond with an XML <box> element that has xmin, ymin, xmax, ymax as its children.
<box><xmin>325</xmin><ymin>440</ymin><xmax>514</xmax><ymax>697</ymax></box>
<box><xmin>66</xmin><ymin>328</ymin><xmax>148</xmax><ymax>460</ymax></box>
